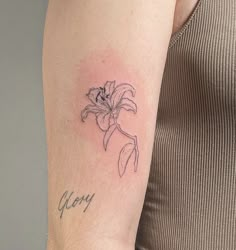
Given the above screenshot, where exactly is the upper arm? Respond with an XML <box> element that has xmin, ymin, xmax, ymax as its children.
<box><xmin>43</xmin><ymin>1</ymin><xmax>176</xmax><ymax>249</ymax></box>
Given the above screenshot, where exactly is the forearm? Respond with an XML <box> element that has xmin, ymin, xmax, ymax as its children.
<box><xmin>43</xmin><ymin>0</ymin><xmax>175</xmax><ymax>249</ymax></box>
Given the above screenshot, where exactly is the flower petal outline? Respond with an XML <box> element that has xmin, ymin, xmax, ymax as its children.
<box><xmin>117</xmin><ymin>98</ymin><xmax>137</xmax><ymax>113</ymax></box>
<box><xmin>96</xmin><ymin>112</ymin><xmax>112</xmax><ymax>131</ymax></box>
<box><xmin>81</xmin><ymin>104</ymin><xmax>106</xmax><ymax>121</ymax></box>
<box><xmin>104</xmin><ymin>80</ymin><xmax>116</xmax><ymax>96</ymax></box>
<box><xmin>111</xmin><ymin>83</ymin><xmax>136</xmax><ymax>108</ymax></box>
<box><xmin>86</xmin><ymin>88</ymin><xmax>100</xmax><ymax>105</ymax></box>
<box><xmin>87</xmin><ymin>87</ymin><xmax>110</xmax><ymax>110</ymax></box>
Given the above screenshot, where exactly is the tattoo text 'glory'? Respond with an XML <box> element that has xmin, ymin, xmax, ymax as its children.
<box><xmin>58</xmin><ymin>191</ymin><xmax>95</xmax><ymax>219</ymax></box>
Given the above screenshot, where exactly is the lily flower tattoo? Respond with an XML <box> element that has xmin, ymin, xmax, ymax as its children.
<box><xmin>81</xmin><ymin>80</ymin><xmax>139</xmax><ymax>177</ymax></box>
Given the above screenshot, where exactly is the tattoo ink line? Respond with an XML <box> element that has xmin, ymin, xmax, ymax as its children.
<box><xmin>58</xmin><ymin>191</ymin><xmax>95</xmax><ymax>219</ymax></box>
<box><xmin>81</xmin><ymin>80</ymin><xmax>139</xmax><ymax>177</ymax></box>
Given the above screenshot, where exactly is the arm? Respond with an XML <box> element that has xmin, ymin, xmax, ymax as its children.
<box><xmin>43</xmin><ymin>0</ymin><xmax>176</xmax><ymax>249</ymax></box>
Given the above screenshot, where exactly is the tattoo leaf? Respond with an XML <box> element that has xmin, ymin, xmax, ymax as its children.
<box><xmin>118</xmin><ymin>143</ymin><xmax>135</xmax><ymax>177</ymax></box>
<box><xmin>103</xmin><ymin>123</ymin><xmax>117</xmax><ymax>150</ymax></box>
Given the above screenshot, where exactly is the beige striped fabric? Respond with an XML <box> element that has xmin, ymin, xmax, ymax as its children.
<box><xmin>136</xmin><ymin>0</ymin><xmax>236</xmax><ymax>249</ymax></box>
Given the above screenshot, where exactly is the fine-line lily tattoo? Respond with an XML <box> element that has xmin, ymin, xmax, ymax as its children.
<box><xmin>81</xmin><ymin>80</ymin><xmax>139</xmax><ymax>177</ymax></box>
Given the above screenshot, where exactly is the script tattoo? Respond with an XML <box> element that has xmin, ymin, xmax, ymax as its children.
<box><xmin>81</xmin><ymin>80</ymin><xmax>139</xmax><ymax>177</ymax></box>
<box><xmin>58</xmin><ymin>191</ymin><xmax>95</xmax><ymax>219</ymax></box>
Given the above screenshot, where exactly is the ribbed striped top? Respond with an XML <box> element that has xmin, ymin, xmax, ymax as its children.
<box><xmin>136</xmin><ymin>0</ymin><xmax>236</xmax><ymax>249</ymax></box>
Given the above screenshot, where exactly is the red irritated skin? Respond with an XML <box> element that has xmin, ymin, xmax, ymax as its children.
<box><xmin>74</xmin><ymin>49</ymin><xmax>149</xmax><ymax>178</ymax></box>
<box><xmin>43</xmin><ymin>1</ymin><xmax>176</xmax><ymax>249</ymax></box>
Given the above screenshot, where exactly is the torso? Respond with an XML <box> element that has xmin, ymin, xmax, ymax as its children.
<box><xmin>136</xmin><ymin>0</ymin><xmax>236</xmax><ymax>249</ymax></box>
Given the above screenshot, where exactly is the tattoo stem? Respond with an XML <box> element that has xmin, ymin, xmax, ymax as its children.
<box><xmin>114</xmin><ymin>121</ymin><xmax>139</xmax><ymax>171</ymax></box>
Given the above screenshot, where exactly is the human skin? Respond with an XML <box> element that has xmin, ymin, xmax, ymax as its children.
<box><xmin>43</xmin><ymin>0</ymin><xmax>183</xmax><ymax>249</ymax></box>
<box><xmin>173</xmin><ymin>0</ymin><xmax>200</xmax><ymax>33</ymax></box>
